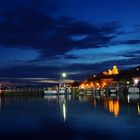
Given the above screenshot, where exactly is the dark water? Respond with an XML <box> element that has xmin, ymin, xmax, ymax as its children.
<box><xmin>0</xmin><ymin>95</ymin><xmax>140</xmax><ymax>140</ymax></box>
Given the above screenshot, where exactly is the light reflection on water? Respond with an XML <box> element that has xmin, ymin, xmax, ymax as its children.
<box><xmin>0</xmin><ymin>94</ymin><xmax>140</xmax><ymax>140</ymax></box>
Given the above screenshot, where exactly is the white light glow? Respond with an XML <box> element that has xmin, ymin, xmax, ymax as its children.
<box><xmin>62</xmin><ymin>73</ymin><xmax>67</xmax><ymax>78</ymax></box>
<box><xmin>134</xmin><ymin>79</ymin><xmax>139</xmax><ymax>85</ymax></box>
<box><xmin>138</xmin><ymin>103</ymin><xmax>140</xmax><ymax>115</ymax></box>
<box><xmin>63</xmin><ymin>103</ymin><xmax>66</xmax><ymax>122</ymax></box>
<box><xmin>127</xmin><ymin>95</ymin><xmax>130</xmax><ymax>103</ymax></box>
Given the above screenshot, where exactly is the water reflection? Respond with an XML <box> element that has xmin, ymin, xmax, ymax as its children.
<box><xmin>108</xmin><ymin>99</ymin><xmax>119</xmax><ymax>117</ymax></box>
<box><xmin>93</xmin><ymin>98</ymin><xmax>96</xmax><ymax>108</ymax></box>
<box><xmin>138</xmin><ymin>103</ymin><xmax>140</xmax><ymax>115</ymax></box>
<box><xmin>44</xmin><ymin>95</ymin><xmax>68</xmax><ymax>122</ymax></box>
<box><xmin>103</xmin><ymin>97</ymin><xmax>120</xmax><ymax>117</ymax></box>
<box><xmin>0</xmin><ymin>94</ymin><xmax>140</xmax><ymax>117</ymax></box>
<box><xmin>109</xmin><ymin>99</ymin><xmax>114</xmax><ymax>113</ymax></box>
<box><xmin>0</xmin><ymin>94</ymin><xmax>140</xmax><ymax>140</ymax></box>
<box><xmin>62</xmin><ymin>102</ymin><xmax>66</xmax><ymax>122</ymax></box>
<box><xmin>113</xmin><ymin>99</ymin><xmax>119</xmax><ymax>117</ymax></box>
<box><xmin>0</xmin><ymin>97</ymin><xmax>1</xmax><ymax>110</ymax></box>
<box><xmin>103</xmin><ymin>97</ymin><xmax>108</xmax><ymax>110</ymax></box>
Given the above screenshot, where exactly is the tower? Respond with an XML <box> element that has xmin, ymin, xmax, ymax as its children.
<box><xmin>112</xmin><ymin>66</ymin><xmax>119</xmax><ymax>75</ymax></box>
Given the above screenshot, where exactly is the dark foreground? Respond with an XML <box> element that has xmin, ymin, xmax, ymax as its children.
<box><xmin>0</xmin><ymin>94</ymin><xmax>140</xmax><ymax>140</ymax></box>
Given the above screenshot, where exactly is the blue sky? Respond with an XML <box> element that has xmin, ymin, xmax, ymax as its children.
<box><xmin>0</xmin><ymin>0</ymin><xmax>140</xmax><ymax>81</ymax></box>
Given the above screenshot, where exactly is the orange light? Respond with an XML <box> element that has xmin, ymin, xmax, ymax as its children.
<box><xmin>109</xmin><ymin>99</ymin><xmax>114</xmax><ymax>113</ymax></box>
<box><xmin>80</xmin><ymin>84</ymin><xmax>85</xmax><ymax>89</ymax></box>
<box><xmin>90</xmin><ymin>82</ymin><xmax>93</xmax><ymax>87</ymax></box>
<box><xmin>96</xmin><ymin>83</ymin><xmax>99</xmax><ymax>86</ymax></box>
<box><xmin>113</xmin><ymin>100</ymin><xmax>119</xmax><ymax>117</ymax></box>
<box><xmin>103</xmin><ymin>97</ymin><xmax>108</xmax><ymax>110</ymax></box>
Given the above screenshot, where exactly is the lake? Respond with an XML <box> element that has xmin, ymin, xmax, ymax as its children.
<box><xmin>0</xmin><ymin>94</ymin><xmax>140</xmax><ymax>140</ymax></box>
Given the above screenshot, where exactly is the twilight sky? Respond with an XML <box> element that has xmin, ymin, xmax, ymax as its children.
<box><xmin>0</xmin><ymin>0</ymin><xmax>140</xmax><ymax>81</ymax></box>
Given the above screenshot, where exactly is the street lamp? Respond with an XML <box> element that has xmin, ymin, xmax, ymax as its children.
<box><xmin>59</xmin><ymin>72</ymin><xmax>67</xmax><ymax>85</ymax></box>
<box><xmin>62</xmin><ymin>73</ymin><xmax>67</xmax><ymax>78</ymax></box>
<box><xmin>134</xmin><ymin>79</ymin><xmax>139</xmax><ymax>85</ymax></box>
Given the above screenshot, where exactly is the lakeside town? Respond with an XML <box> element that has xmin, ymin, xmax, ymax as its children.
<box><xmin>0</xmin><ymin>65</ymin><xmax>140</xmax><ymax>99</ymax></box>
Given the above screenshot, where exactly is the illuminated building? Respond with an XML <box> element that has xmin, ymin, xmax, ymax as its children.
<box><xmin>108</xmin><ymin>69</ymin><xmax>113</xmax><ymax>75</ymax></box>
<box><xmin>103</xmin><ymin>65</ymin><xmax>119</xmax><ymax>75</ymax></box>
<box><xmin>112</xmin><ymin>66</ymin><xmax>119</xmax><ymax>75</ymax></box>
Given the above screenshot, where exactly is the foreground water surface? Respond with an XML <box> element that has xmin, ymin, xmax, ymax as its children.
<box><xmin>0</xmin><ymin>94</ymin><xmax>140</xmax><ymax>140</ymax></box>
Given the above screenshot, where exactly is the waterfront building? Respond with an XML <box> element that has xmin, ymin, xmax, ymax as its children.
<box><xmin>103</xmin><ymin>65</ymin><xmax>119</xmax><ymax>75</ymax></box>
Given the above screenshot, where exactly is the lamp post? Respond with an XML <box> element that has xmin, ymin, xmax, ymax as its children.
<box><xmin>59</xmin><ymin>72</ymin><xmax>67</xmax><ymax>87</ymax></box>
<box><xmin>60</xmin><ymin>73</ymin><xmax>67</xmax><ymax>82</ymax></box>
<box><xmin>58</xmin><ymin>72</ymin><xmax>67</xmax><ymax>95</ymax></box>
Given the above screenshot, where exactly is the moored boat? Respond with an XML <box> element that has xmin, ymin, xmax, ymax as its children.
<box><xmin>128</xmin><ymin>86</ymin><xmax>140</xmax><ymax>100</ymax></box>
<box><xmin>44</xmin><ymin>87</ymin><xmax>58</xmax><ymax>95</ymax></box>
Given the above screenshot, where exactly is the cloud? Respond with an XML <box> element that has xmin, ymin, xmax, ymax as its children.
<box><xmin>63</xmin><ymin>54</ymin><xmax>78</xmax><ymax>59</ymax></box>
<box><xmin>0</xmin><ymin>53</ymin><xmax>139</xmax><ymax>79</ymax></box>
<box><xmin>0</xmin><ymin>0</ymin><xmax>121</xmax><ymax>59</ymax></box>
<box><xmin>0</xmin><ymin>0</ymin><xmax>140</xmax><ymax>81</ymax></box>
<box><xmin>122</xmin><ymin>50</ymin><xmax>140</xmax><ymax>58</ymax></box>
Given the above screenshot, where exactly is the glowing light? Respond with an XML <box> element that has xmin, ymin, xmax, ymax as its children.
<box><xmin>86</xmin><ymin>83</ymin><xmax>89</xmax><ymax>88</ymax></box>
<box><xmin>109</xmin><ymin>99</ymin><xmax>120</xmax><ymax>117</ymax></box>
<box><xmin>103</xmin><ymin>65</ymin><xmax>119</xmax><ymax>75</ymax></box>
<box><xmin>80</xmin><ymin>84</ymin><xmax>85</xmax><ymax>89</ymax></box>
<box><xmin>113</xmin><ymin>100</ymin><xmax>119</xmax><ymax>117</ymax></box>
<box><xmin>127</xmin><ymin>95</ymin><xmax>130</xmax><ymax>103</ymax></box>
<box><xmin>127</xmin><ymin>81</ymin><xmax>130</xmax><ymax>84</ymax></box>
<box><xmin>138</xmin><ymin>103</ymin><xmax>140</xmax><ymax>115</ymax></box>
<box><xmin>90</xmin><ymin>82</ymin><xmax>93</xmax><ymax>87</ymax></box>
<box><xmin>63</xmin><ymin>102</ymin><xmax>66</xmax><ymax>122</ymax></box>
<box><xmin>109</xmin><ymin>99</ymin><xmax>114</xmax><ymax>113</ymax></box>
<box><xmin>102</xmin><ymin>82</ymin><xmax>106</xmax><ymax>88</ymax></box>
<box><xmin>62</xmin><ymin>73</ymin><xmax>67</xmax><ymax>78</ymax></box>
<box><xmin>134</xmin><ymin>79</ymin><xmax>139</xmax><ymax>85</ymax></box>
<box><xmin>96</xmin><ymin>83</ymin><xmax>99</xmax><ymax>86</ymax></box>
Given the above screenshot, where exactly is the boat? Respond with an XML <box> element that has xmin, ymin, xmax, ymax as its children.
<box><xmin>44</xmin><ymin>78</ymin><xmax>72</xmax><ymax>96</ymax></box>
<box><xmin>108</xmin><ymin>87</ymin><xmax>118</xmax><ymax>97</ymax></box>
<box><xmin>128</xmin><ymin>86</ymin><xmax>140</xmax><ymax>100</ymax></box>
<box><xmin>44</xmin><ymin>87</ymin><xmax>58</xmax><ymax>96</ymax></box>
<box><xmin>79</xmin><ymin>88</ymin><xmax>85</xmax><ymax>95</ymax></box>
<box><xmin>58</xmin><ymin>87</ymin><xmax>66</xmax><ymax>94</ymax></box>
<box><xmin>58</xmin><ymin>82</ymin><xmax>72</xmax><ymax>95</ymax></box>
<box><xmin>100</xmin><ymin>89</ymin><xmax>105</xmax><ymax>96</ymax></box>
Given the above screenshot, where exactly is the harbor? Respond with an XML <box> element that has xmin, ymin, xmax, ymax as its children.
<box><xmin>0</xmin><ymin>93</ymin><xmax>140</xmax><ymax>140</ymax></box>
<box><xmin>0</xmin><ymin>0</ymin><xmax>140</xmax><ymax>139</ymax></box>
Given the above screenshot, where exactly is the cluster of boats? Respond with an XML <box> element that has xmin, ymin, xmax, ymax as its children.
<box><xmin>44</xmin><ymin>83</ymin><xmax>140</xmax><ymax>102</ymax></box>
<box><xmin>128</xmin><ymin>86</ymin><xmax>140</xmax><ymax>99</ymax></box>
<box><xmin>79</xmin><ymin>86</ymin><xmax>140</xmax><ymax>99</ymax></box>
<box><xmin>44</xmin><ymin>85</ymin><xmax>71</xmax><ymax>95</ymax></box>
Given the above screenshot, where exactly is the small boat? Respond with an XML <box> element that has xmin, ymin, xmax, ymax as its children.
<box><xmin>108</xmin><ymin>87</ymin><xmax>118</xmax><ymax>97</ymax></box>
<box><xmin>58</xmin><ymin>87</ymin><xmax>66</xmax><ymax>94</ymax></box>
<box><xmin>58</xmin><ymin>82</ymin><xmax>72</xmax><ymax>95</ymax></box>
<box><xmin>100</xmin><ymin>89</ymin><xmax>105</xmax><ymax>96</ymax></box>
<box><xmin>128</xmin><ymin>87</ymin><xmax>140</xmax><ymax>99</ymax></box>
<box><xmin>79</xmin><ymin>89</ymin><xmax>85</xmax><ymax>95</ymax></box>
<box><xmin>44</xmin><ymin>87</ymin><xmax>58</xmax><ymax>96</ymax></box>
